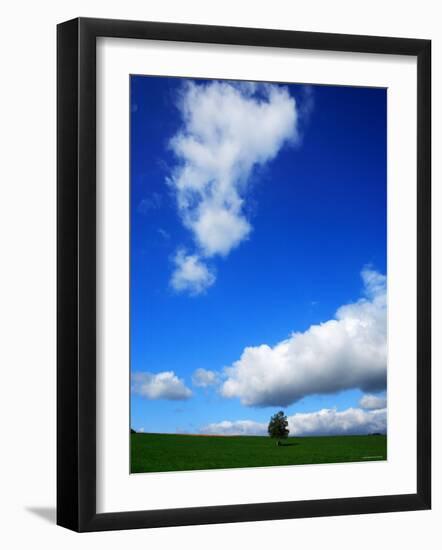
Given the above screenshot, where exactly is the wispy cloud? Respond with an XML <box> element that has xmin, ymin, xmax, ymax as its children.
<box><xmin>157</xmin><ymin>228</ymin><xmax>170</xmax><ymax>240</ymax></box>
<box><xmin>220</xmin><ymin>268</ymin><xmax>387</xmax><ymax>407</ymax></box>
<box><xmin>359</xmin><ymin>394</ymin><xmax>387</xmax><ymax>410</ymax></box>
<box><xmin>131</xmin><ymin>371</ymin><xmax>192</xmax><ymax>401</ymax></box>
<box><xmin>167</xmin><ymin>80</ymin><xmax>298</xmax><ymax>294</ymax></box>
<box><xmin>137</xmin><ymin>191</ymin><xmax>162</xmax><ymax>214</ymax></box>
<box><xmin>192</xmin><ymin>368</ymin><xmax>219</xmax><ymax>387</ymax></box>
<box><xmin>298</xmin><ymin>85</ymin><xmax>315</xmax><ymax>129</ymax></box>
<box><xmin>201</xmin><ymin>407</ymin><xmax>386</xmax><ymax>437</ymax></box>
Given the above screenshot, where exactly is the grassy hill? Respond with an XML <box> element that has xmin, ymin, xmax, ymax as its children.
<box><xmin>131</xmin><ymin>432</ymin><xmax>387</xmax><ymax>473</ymax></box>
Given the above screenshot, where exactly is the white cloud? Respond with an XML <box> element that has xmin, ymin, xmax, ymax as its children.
<box><xmin>359</xmin><ymin>394</ymin><xmax>387</xmax><ymax>410</ymax></box>
<box><xmin>287</xmin><ymin>407</ymin><xmax>386</xmax><ymax>436</ymax></box>
<box><xmin>168</xmin><ymin>80</ymin><xmax>298</xmax><ymax>292</ymax></box>
<box><xmin>190</xmin><ymin>207</ymin><xmax>251</xmax><ymax>258</ymax></box>
<box><xmin>170</xmin><ymin>249</ymin><xmax>216</xmax><ymax>295</ymax></box>
<box><xmin>201</xmin><ymin>407</ymin><xmax>386</xmax><ymax>437</ymax></box>
<box><xmin>192</xmin><ymin>368</ymin><xmax>219</xmax><ymax>387</ymax></box>
<box><xmin>201</xmin><ymin>419</ymin><xmax>267</xmax><ymax>436</ymax></box>
<box><xmin>131</xmin><ymin>371</ymin><xmax>192</xmax><ymax>401</ymax></box>
<box><xmin>221</xmin><ymin>268</ymin><xmax>387</xmax><ymax>407</ymax></box>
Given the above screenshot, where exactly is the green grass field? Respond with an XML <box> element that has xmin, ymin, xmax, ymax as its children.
<box><xmin>131</xmin><ymin>432</ymin><xmax>387</xmax><ymax>473</ymax></box>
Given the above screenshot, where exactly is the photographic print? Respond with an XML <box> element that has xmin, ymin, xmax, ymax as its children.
<box><xmin>130</xmin><ymin>75</ymin><xmax>387</xmax><ymax>474</ymax></box>
<box><xmin>57</xmin><ymin>18</ymin><xmax>431</xmax><ymax>530</ymax></box>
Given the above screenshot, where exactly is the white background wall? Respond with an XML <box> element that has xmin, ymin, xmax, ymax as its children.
<box><xmin>0</xmin><ymin>1</ymin><xmax>440</xmax><ymax>548</ymax></box>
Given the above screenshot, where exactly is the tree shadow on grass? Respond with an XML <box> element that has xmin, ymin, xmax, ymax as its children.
<box><xmin>278</xmin><ymin>441</ymin><xmax>300</xmax><ymax>447</ymax></box>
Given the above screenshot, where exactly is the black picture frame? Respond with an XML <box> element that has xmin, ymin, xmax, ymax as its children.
<box><xmin>57</xmin><ymin>17</ymin><xmax>431</xmax><ymax>532</ymax></box>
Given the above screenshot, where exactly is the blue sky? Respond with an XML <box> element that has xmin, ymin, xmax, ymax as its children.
<box><xmin>130</xmin><ymin>76</ymin><xmax>387</xmax><ymax>437</ymax></box>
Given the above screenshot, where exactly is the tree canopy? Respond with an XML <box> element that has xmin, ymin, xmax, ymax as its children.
<box><xmin>268</xmin><ymin>411</ymin><xmax>290</xmax><ymax>440</ymax></box>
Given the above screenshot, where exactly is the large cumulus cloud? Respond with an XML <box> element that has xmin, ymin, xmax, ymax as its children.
<box><xmin>220</xmin><ymin>268</ymin><xmax>387</xmax><ymax>407</ymax></box>
<box><xmin>168</xmin><ymin>80</ymin><xmax>298</xmax><ymax>295</ymax></box>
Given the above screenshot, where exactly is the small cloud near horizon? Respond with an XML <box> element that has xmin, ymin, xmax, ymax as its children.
<box><xmin>201</xmin><ymin>406</ymin><xmax>386</xmax><ymax>437</ymax></box>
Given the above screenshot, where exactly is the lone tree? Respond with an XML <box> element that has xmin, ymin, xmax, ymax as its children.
<box><xmin>268</xmin><ymin>411</ymin><xmax>289</xmax><ymax>445</ymax></box>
